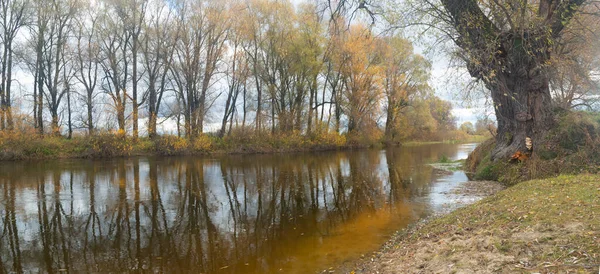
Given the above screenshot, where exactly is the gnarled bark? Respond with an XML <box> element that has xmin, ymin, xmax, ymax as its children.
<box><xmin>440</xmin><ymin>0</ymin><xmax>587</xmax><ymax>160</ymax></box>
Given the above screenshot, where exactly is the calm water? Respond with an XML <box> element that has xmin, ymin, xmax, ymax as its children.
<box><xmin>0</xmin><ymin>143</ymin><xmax>477</xmax><ymax>273</ymax></box>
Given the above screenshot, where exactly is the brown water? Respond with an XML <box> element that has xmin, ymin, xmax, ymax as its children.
<box><xmin>0</xmin><ymin>143</ymin><xmax>478</xmax><ymax>273</ymax></box>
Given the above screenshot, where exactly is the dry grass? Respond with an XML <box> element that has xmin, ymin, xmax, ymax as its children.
<box><xmin>0</xmin><ymin>127</ymin><xmax>353</xmax><ymax>160</ymax></box>
<box><xmin>352</xmin><ymin>174</ymin><xmax>600</xmax><ymax>273</ymax></box>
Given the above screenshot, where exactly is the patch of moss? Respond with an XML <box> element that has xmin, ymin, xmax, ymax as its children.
<box><xmin>474</xmin><ymin>154</ymin><xmax>495</xmax><ymax>181</ymax></box>
<box><xmin>536</xmin><ymin>148</ymin><xmax>558</xmax><ymax>160</ymax></box>
<box><xmin>475</xmin><ymin>165</ymin><xmax>495</xmax><ymax>181</ymax></box>
<box><xmin>465</xmin><ymin>138</ymin><xmax>495</xmax><ymax>179</ymax></box>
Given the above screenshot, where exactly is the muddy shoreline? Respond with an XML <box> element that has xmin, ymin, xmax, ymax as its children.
<box><xmin>332</xmin><ymin>178</ymin><xmax>506</xmax><ymax>273</ymax></box>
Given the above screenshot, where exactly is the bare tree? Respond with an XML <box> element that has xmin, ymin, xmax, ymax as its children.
<box><xmin>98</xmin><ymin>0</ymin><xmax>131</xmax><ymax>133</ymax></box>
<box><xmin>0</xmin><ymin>0</ymin><xmax>28</xmax><ymax>130</ymax></box>
<box><xmin>38</xmin><ymin>0</ymin><xmax>78</xmax><ymax>134</ymax></box>
<box><xmin>74</xmin><ymin>6</ymin><xmax>100</xmax><ymax>135</ymax></box>
<box><xmin>32</xmin><ymin>0</ymin><xmax>49</xmax><ymax>134</ymax></box>
<box><xmin>171</xmin><ymin>0</ymin><xmax>228</xmax><ymax>138</ymax></box>
<box><xmin>141</xmin><ymin>0</ymin><xmax>176</xmax><ymax>138</ymax></box>
<box><xmin>219</xmin><ymin>35</ymin><xmax>248</xmax><ymax>137</ymax></box>
<box><xmin>119</xmin><ymin>0</ymin><xmax>148</xmax><ymax>138</ymax></box>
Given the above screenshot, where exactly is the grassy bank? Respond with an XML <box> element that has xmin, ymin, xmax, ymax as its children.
<box><xmin>0</xmin><ymin>129</ymin><xmax>349</xmax><ymax>160</ymax></box>
<box><xmin>0</xmin><ymin>128</ymin><xmax>486</xmax><ymax>161</ymax></box>
<box><xmin>467</xmin><ymin>111</ymin><xmax>600</xmax><ymax>185</ymax></box>
<box><xmin>351</xmin><ymin>174</ymin><xmax>600</xmax><ymax>273</ymax></box>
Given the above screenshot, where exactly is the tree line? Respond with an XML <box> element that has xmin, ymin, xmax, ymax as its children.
<box><xmin>0</xmin><ymin>0</ymin><xmax>459</xmax><ymax>142</ymax></box>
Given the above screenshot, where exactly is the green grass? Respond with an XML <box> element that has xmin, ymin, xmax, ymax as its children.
<box><xmin>439</xmin><ymin>154</ymin><xmax>451</xmax><ymax>163</ymax></box>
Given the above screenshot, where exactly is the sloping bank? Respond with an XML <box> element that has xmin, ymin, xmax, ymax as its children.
<box><xmin>345</xmin><ymin>174</ymin><xmax>600</xmax><ymax>273</ymax></box>
<box><xmin>343</xmin><ymin>111</ymin><xmax>600</xmax><ymax>273</ymax></box>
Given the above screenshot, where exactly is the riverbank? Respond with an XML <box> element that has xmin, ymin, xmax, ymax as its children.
<box><xmin>0</xmin><ymin>129</ymin><xmax>488</xmax><ymax>161</ymax></box>
<box><xmin>341</xmin><ymin>174</ymin><xmax>600</xmax><ymax>273</ymax></box>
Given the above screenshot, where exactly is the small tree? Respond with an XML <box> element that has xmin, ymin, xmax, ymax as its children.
<box><xmin>475</xmin><ymin>117</ymin><xmax>496</xmax><ymax>136</ymax></box>
<box><xmin>459</xmin><ymin>121</ymin><xmax>475</xmax><ymax>135</ymax></box>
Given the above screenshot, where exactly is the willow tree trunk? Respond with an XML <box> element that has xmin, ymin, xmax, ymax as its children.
<box><xmin>438</xmin><ymin>0</ymin><xmax>586</xmax><ymax>160</ymax></box>
<box><xmin>482</xmin><ymin>32</ymin><xmax>556</xmax><ymax>160</ymax></box>
<box><xmin>489</xmin><ymin>65</ymin><xmax>554</xmax><ymax>160</ymax></box>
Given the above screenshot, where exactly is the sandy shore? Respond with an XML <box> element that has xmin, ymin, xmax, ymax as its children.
<box><xmin>334</xmin><ymin>179</ymin><xmax>506</xmax><ymax>273</ymax></box>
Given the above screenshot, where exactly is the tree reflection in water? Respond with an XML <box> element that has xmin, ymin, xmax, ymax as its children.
<box><xmin>0</xmin><ymin>144</ymin><xmax>466</xmax><ymax>273</ymax></box>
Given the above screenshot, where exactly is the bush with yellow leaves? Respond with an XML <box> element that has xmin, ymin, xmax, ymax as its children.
<box><xmin>87</xmin><ymin>131</ymin><xmax>133</xmax><ymax>157</ymax></box>
<box><xmin>192</xmin><ymin>134</ymin><xmax>213</xmax><ymax>153</ymax></box>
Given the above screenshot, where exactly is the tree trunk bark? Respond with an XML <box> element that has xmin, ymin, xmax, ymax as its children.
<box><xmin>87</xmin><ymin>90</ymin><xmax>94</xmax><ymax>135</ymax></box>
<box><xmin>6</xmin><ymin>46</ymin><xmax>13</xmax><ymax>130</ymax></box>
<box><xmin>184</xmin><ymin>109</ymin><xmax>191</xmax><ymax>139</ymax></box>
<box><xmin>34</xmin><ymin>70</ymin><xmax>38</xmax><ymax>130</ymax></box>
<box><xmin>37</xmin><ymin>81</ymin><xmax>44</xmax><ymax>134</ymax></box>
<box><xmin>132</xmin><ymin>43</ymin><xmax>139</xmax><ymax>139</ymax></box>
<box><xmin>385</xmin><ymin>102</ymin><xmax>395</xmax><ymax>141</ymax></box>
<box><xmin>219</xmin><ymin>90</ymin><xmax>233</xmax><ymax>138</ymax></box>
<box><xmin>489</xmin><ymin>67</ymin><xmax>554</xmax><ymax>161</ymax></box>
<box><xmin>308</xmin><ymin>80</ymin><xmax>314</xmax><ymax>135</ymax></box>
<box><xmin>51</xmin><ymin>110</ymin><xmax>60</xmax><ymax>136</ymax></box>
<box><xmin>242</xmin><ymin>85</ymin><xmax>247</xmax><ymax>129</ymax></box>
<box><xmin>148</xmin><ymin>113</ymin><xmax>157</xmax><ymax>138</ymax></box>
<box><xmin>148</xmin><ymin>82</ymin><xmax>157</xmax><ymax>138</ymax></box>
<box><xmin>1</xmin><ymin>41</ymin><xmax>7</xmax><ymax>130</ymax></box>
<box><xmin>0</xmin><ymin>96</ymin><xmax>4</xmax><ymax>130</ymax></box>
<box><xmin>117</xmin><ymin>99</ymin><xmax>126</xmax><ymax>133</ymax></box>
<box><xmin>271</xmin><ymin>96</ymin><xmax>275</xmax><ymax>135</ymax></box>
<box><xmin>67</xmin><ymin>88</ymin><xmax>72</xmax><ymax>139</ymax></box>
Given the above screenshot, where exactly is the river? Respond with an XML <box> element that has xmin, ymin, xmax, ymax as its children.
<box><xmin>0</xmin><ymin>143</ymin><xmax>478</xmax><ymax>273</ymax></box>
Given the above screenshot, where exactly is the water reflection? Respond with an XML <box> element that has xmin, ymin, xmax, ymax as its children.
<box><xmin>0</xmin><ymin>144</ymin><xmax>471</xmax><ymax>273</ymax></box>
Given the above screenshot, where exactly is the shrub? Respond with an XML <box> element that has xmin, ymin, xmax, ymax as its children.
<box><xmin>346</xmin><ymin>126</ymin><xmax>384</xmax><ymax>147</ymax></box>
<box><xmin>0</xmin><ymin>129</ymin><xmax>66</xmax><ymax>159</ymax></box>
<box><xmin>153</xmin><ymin>135</ymin><xmax>190</xmax><ymax>155</ymax></box>
<box><xmin>310</xmin><ymin>129</ymin><xmax>347</xmax><ymax>149</ymax></box>
<box><xmin>87</xmin><ymin>131</ymin><xmax>133</xmax><ymax>158</ymax></box>
<box><xmin>192</xmin><ymin>134</ymin><xmax>213</xmax><ymax>153</ymax></box>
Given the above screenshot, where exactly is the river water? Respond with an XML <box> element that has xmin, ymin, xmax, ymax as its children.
<box><xmin>0</xmin><ymin>143</ymin><xmax>478</xmax><ymax>273</ymax></box>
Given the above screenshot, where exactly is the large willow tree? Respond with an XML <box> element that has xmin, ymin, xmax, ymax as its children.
<box><xmin>326</xmin><ymin>0</ymin><xmax>593</xmax><ymax>160</ymax></box>
<box><xmin>437</xmin><ymin>0</ymin><xmax>588</xmax><ymax>160</ymax></box>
